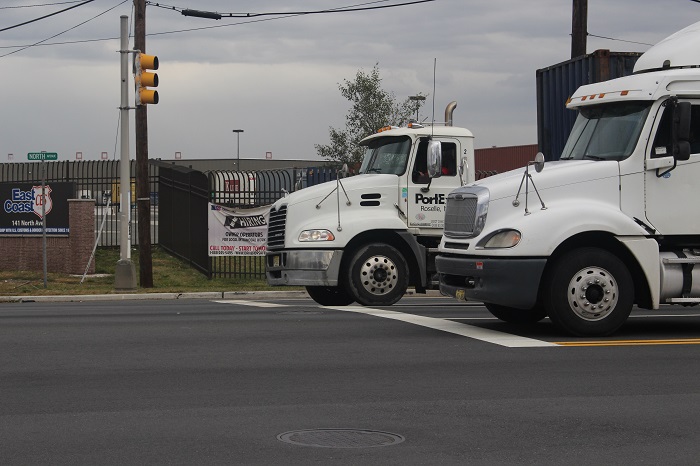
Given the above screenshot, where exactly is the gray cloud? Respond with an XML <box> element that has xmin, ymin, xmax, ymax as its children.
<box><xmin>1</xmin><ymin>0</ymin><xmax>698</xmax><ymax>162</ymax></box>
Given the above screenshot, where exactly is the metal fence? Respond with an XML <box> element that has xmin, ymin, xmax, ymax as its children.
<box><xmin>156</xmin><ymin>165</ymin><xmax>338</xmax><ymax>280</ymax></box>
<box><xmin>476</xmin><ymin>170</ymin><xmax>499</xmax><ymax>180</ymax></box>
<box><xmin>1</xmin><ymin>160</ymin><xmax>499</xmax><ymax>280</ymax></box>
<box><xmin>0</xmin><ymin>160</ymin><xmax>159</xmax><ymax>247</ymax></box>
<box><xmin>157</xmin><ymin>162</ymin><xmax>210</xmax><ymax>276</ymax></box>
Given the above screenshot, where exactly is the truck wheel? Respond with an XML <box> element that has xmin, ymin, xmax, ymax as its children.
<box><xmin>543</xmin><ymin>248</ymin><xmax>633</xmax><ymax>336</ymax></box>
<box><xmin>345</xmin><ymin>243</ymin><xmax>409</xmax><ymax>306</ymax></box>
<box><xmin>305</xmin><ymin>286</ymin><xmax>355</xmax><ymax>306</ymax></box>
<box><xmin>485</xmin><ymin>303</ymin><xmax>547</xmax><ymax>324</ymax></box>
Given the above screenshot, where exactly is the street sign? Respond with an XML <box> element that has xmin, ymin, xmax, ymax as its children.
<box><xmin>27</xmin><ymin>152</ymin><xmax>58</xmax><ymax>161</ymax></box>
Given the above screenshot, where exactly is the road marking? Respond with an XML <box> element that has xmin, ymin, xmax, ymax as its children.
<box><xmin>555</xmin><ymin>339</ymin><xmax>700</xmax><ymax>347</ymax></box>
<box><xmin>212</xmin><ymin>301</ymin><xmax>700</xmax><ymax>347</ymax></box>
<box><xmin>323</xmin><ymin>306</ymin><xmax>557</xmax><ymax>348</ymax></box>
<box><xmin>213</xmin><ymin>300</ymin><xmax>288</xmax><ymax>308</ymax></box>
<box><xmin>632</xmin><ymin>313</ymin><xmax>700</xmax><ymax>318</ymax></box>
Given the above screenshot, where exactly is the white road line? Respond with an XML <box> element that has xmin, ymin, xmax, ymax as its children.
<box><xmin>632</xmin><ymin>313</ymin><xmax>700</xmax><ymax>318</ymax></box>
<box><xmin>212</xmin><ymin>300</ymin><xmax>288</xmax><ymax>308</ymax></box>
<box><xmin>323</xmin><ymin>306</ymin><xmax>557</xmax><ymax>348</ymax></box>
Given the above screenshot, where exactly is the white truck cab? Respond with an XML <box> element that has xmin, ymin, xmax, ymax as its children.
<box><xmin>266</xmin><ymin>103</ymin><xmax>475</xmax><ymax>306</ymax></box>
<box><xmin>437</xmin><ymin>21</ymin><xmax>700</xmax><ymax>336</ymax></box>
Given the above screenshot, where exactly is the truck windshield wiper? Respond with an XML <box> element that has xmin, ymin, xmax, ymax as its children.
<box><xmin>583</xmin><ymin>155</ymin><xmax>606</xmax><ymax>161</ymax></box>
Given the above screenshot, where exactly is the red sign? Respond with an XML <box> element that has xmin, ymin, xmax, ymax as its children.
<box><xmin>224</xmin><ymin>179</ymin><xmax>240</xmax><ymax>192</ymax></box>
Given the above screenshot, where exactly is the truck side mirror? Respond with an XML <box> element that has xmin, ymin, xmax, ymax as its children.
<box><xmin>427</xmin><ymin>141</ymin><xmax>442</xmax><ymax>178</ymax></box>
<box><xmin>533</xmin><ymin>152</ymin><xmax>545</xmax><ymax>173</ymax></box>
<box><xmin>459</xmin><ymin>157</ymin><xmax>469</xmax><ymax>185</ymax></box>
<box><xmin>672</xmin><ymin>100</ymin><xmax>691</xmax><ymax>161</ymax></box>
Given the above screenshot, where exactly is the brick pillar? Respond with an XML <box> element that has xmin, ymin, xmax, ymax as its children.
<box><xmin>67</xmin><ymin>199</ymin><xmax>96</xmax><ymax>275</ymax></box>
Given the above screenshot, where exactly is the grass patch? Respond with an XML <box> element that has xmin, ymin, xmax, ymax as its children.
<box><xmin>0</xmin><ymin>246</ymin><xmax>289</xmax><ymax>296</ymax></box>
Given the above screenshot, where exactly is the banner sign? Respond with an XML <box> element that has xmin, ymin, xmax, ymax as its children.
<box><xmin>208</xmin><ymin>203</ymin><xmax>270</xmax><ymax>256</ymax></box>
<box><xmin>0</xmin><ymin>182</ymin><xmax>74</xmax><ymax>235</ymax></box>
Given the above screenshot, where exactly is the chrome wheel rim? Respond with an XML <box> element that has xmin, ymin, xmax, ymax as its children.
<box><xmin>359</xmin><ymin>255</ymin><xmax>398</xmax><ymax>296</ymax></box>
<box><xmin>567</xmin><ymin>266</ymin><xmax>618</xmax><ymax>321</ymax></box>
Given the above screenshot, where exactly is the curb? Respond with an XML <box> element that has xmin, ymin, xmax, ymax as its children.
<box><xmin>0</xmin><ymin>289</ymin><xmax>445</xmax><ymax>303</ymax></box>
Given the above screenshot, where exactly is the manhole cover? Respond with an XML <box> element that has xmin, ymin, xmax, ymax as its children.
<box><xmin>277</xmin><ymin>429</ymin><xmax>405</xmax><ymax>448</ymax></box>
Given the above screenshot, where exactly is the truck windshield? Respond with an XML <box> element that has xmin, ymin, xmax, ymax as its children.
<box><xmin>560</xmin><ymin>101</ymin><xmax>652</xmax><ymax>161</ymax></box>
<box><xmin>359</xmin><ymin>136</ymin><xmax>412</xmax><ymax>175</ymax></box>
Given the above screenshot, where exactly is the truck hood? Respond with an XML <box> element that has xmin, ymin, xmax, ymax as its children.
<box><xmin>274</xmin><ymin>174</ymin><xmax>399</xmax><ymax>208</ymax></box>
<box><xmin>470</xmin><ymin>160</ymin><xmax>619</xmax><ymax>201</ymax></box>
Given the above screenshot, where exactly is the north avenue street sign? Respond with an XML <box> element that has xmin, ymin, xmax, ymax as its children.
<box><xmin>27</xmin><ymin>152</ymin><xmax>58</xmax><ymax>161</ymax></box>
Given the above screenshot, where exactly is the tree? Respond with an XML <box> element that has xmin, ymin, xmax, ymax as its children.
<box><xmin>315</xmin><ymin>64</ymin><xmax>425</xmax><ymax>167</ymax></box>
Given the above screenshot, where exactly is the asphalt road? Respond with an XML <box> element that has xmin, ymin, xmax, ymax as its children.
<box><xmin>1</xmin><ymin>296</ymin><xmax>699</xmax><ymax>465</ymax></box>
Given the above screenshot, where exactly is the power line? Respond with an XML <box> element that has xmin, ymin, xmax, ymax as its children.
<box><xmin>588</xmin><ymin>33</ymin><xmax>653</xmax><ymax>47</ymax></box>
<box><xmin>0</xmin><ymin>0</ymin><xmax>94</xmax><ymax>32</ymax></box>
<box><xmin>0</xmin><ymin>1</ymin><xmax>84</xmax><ymax>9</ymax></box>
<box><xmin>1</xmin><ymin>0</ymin><xmax>434</xmax><ymax>52</ymax></box>
<box><xmin>147</xmin><ymin>0</ymin><xmax>435</xmax><ymax>19</ymax></box>
<box><xmin>0</xmin><ymin>0</ymin><xmax>128</xmax><ymax>58</ymax></box>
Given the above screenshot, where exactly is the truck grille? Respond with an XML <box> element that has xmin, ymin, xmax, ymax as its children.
<box><xmin>443</xmin><ymin>186</ymin><xmax>489</xmax><ymax>239</ymax></box>
<box><xmin>444</xmin><ymin>196</ymin><xmax>477</xmax><ymax>237</ymax></box>
<box><xmin>267</xmin><ymin>204</ymin><xmax>287</xmax><ymax>250</ymax></box>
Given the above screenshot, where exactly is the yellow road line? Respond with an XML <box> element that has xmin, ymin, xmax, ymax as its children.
<box><xmin>554</xmin><ymin>339</ymin><xmax>700</xmax><ymax>347</ymax></box>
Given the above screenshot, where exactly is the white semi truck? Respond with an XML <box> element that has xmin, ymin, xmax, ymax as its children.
<box><xmin>436</xmin><ymin>21</ymin><xmax>700</xmax><ymax>336</ymax></box>
<box><xmin>266</xmin><ymin>103</ymin><xmax>475</xmax><ymax>306</ymax></box>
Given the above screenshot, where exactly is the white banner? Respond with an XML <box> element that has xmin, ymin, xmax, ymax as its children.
<box><xmin>208</xmin><ymin>203</ymin><xmax>270</xmax><ymax>256</ymax></box>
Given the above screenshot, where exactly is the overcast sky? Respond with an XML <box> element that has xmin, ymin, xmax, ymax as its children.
<box><xmin>1</xmin><ymin>0</ymin><xmax>699</xmax><ymax>163</ymax></box>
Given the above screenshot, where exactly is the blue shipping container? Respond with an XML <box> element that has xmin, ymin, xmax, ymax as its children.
<box><xmin>536</xmin><ymin>49</ymin><xmax>642</xmax><ymax>161</ymax></box>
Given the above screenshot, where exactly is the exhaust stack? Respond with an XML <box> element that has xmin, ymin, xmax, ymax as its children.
<box><xmin>445</xmin><ymin>101</ymin><xmax>457</xmax><ymax>126</ymax></box>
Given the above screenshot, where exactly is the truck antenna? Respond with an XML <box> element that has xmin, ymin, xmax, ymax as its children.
<box><xmin>431</xmin><ymin>58</ymin><xmax>436</xmax><ymax>137</ymax></box>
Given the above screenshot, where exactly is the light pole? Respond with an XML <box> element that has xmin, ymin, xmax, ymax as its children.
<box><xmin>409</xmin><ymin>95</ymin><xmax>425</xmax><ymax>122</ymax></box>
<box><xmin>232</xmin><ymin>129</ymin><xmax>244</xmax><ymax>170</ymax></box>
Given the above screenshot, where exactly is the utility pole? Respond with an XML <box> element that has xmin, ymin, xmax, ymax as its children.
<box><xmin>134</xmin><ymin>0</ymin><xmax>153</xmax><ymax>287</ymax></box>
<box><xmin>571</xmin><ymin>0</ymin><xmax>588</xmax><ymax>59</ymax></box>
<box><xmin>115</xmin><ymin>15</ymin><xmax>136</xmax><ymax>291</ymax></box>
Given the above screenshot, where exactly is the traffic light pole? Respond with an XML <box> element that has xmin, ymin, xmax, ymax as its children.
<box><xmin>134</xmin><ymin>0</ymin><xmax>153</xmax><ymax>288</ymax></box>
<box><xmin>115</xmin><ymin>14</ymin><xmax>137</xmax><ymax>291</ymax></box>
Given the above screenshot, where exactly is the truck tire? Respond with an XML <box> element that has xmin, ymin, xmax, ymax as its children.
<box><xmin>306</xmin><ymin>286</ymin><xmax>355</xmax><ymax>306</ymax></box>
<box><xmin>345</xmin><ymin>243</ymin><xmax>409</xmax><ymax>306</ymax></box>
<box><xmin>543</xmin><ymin>248</ymin><xmax>633</xmax><ymax>336</ymax></box>
<box><xmin>485</xmin><ymin>303</ymin><xmax>547</xmax><ymax>324</ymax></box>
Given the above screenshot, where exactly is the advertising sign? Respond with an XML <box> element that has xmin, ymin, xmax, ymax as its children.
<box><xmin>0</xmin><ymin>182</ymin><xmax>74</xmax><ymax>234</ymax></box>
<box><xmin>208</xmin><ymin>203</ymin><xmax>269</xmax><ymax>256</ymax></box>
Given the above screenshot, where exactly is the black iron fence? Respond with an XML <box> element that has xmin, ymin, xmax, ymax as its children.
<box><xmin>157</xmin><ymin>163</ymin><xmax>210</xmax><ymax>276</ymax></box>
<box><xmin>0</xmin><ymin>160</ymin><xmax>159</xmax><ymax>247</ymax></box>
<box><xmin>1</xmin><ymin>160</ymin><xmax>499</xmax><ymax>280</ymax></box>
<box><xmin>157</xmin><ymin>165</ymin><xmax>337</xmax><ymax>280</ymax></box>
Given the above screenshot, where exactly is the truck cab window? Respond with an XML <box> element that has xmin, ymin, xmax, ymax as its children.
<box><xmin>412</xmin><ymin>139</ymin><xmax>429</xmax><ymax>183</ymax></box>
<box><xmin>652</xmin><ymin>103</ymin><xmax>700</xmax><ymax>157</ymax></box>
<box><xmin>359</xmin><ymin>136</ymin><xmax>411</xmax><ymax>175</ymax></box>
<box><xmin>412</xmin><ymin>140</ymin><xmax>457</xmax><ymax>182</ymax></box>
<box><xmin>651</xmin><ymin>106</ymin><xmax>672</xmax><ymax>158</ymax></box>
<box><xmin>561</xmin><ymin>101</ymin><xmax>651</xmax><ymax>161</ymax></box>
<box><xmin>441</xmin><ymin>143</ymin><xmax>457</xmax><ymax>176</ymax></box>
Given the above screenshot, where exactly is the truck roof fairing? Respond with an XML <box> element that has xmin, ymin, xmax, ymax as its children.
<box><xmin>568</xmin><ymin>20</ymin><xmax>700</xmax><ymax>110</ymax></box>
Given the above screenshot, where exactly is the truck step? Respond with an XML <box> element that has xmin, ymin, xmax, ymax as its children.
<box><xmin>665</xmin><ymin>298</ymin><xmax>700</xmax><ymax>304</ymax></box>
<box><xmin>662</xmin><ymin>257</ymin><xmax>700</xmax><ymax>264</ymax></box>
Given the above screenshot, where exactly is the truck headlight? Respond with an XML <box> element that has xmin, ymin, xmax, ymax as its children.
<box><xmin>476</xmin><ymin>229</ymin><xmax>521</xmax><ymax>249</ymax></box>
<box><xmin>299</xmin><ymin>229</ymin><xmax>336</xmax><ymax>242</ymax></box>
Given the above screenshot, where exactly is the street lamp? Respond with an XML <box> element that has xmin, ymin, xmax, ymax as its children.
<box><xmin>232</xmin><ymin>129</ymin><xmax>244</xmax><ymax>170</ymax></box>
<box><xmin>409</xmin><ymin>95</ymin><xmax>426</xmax><ymax>122</ymax></box>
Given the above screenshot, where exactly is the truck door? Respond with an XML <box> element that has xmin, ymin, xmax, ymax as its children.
<box><xmin>645</xmin><ymin>100</ymin><xmax>700</xmax><ymax>234</ymax></box>
<box><xmin>405</xmin><ymin>138</ymin><xmax>460</xmax><ymax>230</ymax></box>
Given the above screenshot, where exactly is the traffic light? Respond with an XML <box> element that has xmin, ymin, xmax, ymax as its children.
<box><xmin>135</xmin><ymin>52</ymin><xmax>159</xmax><ymax>105</ymax></box>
